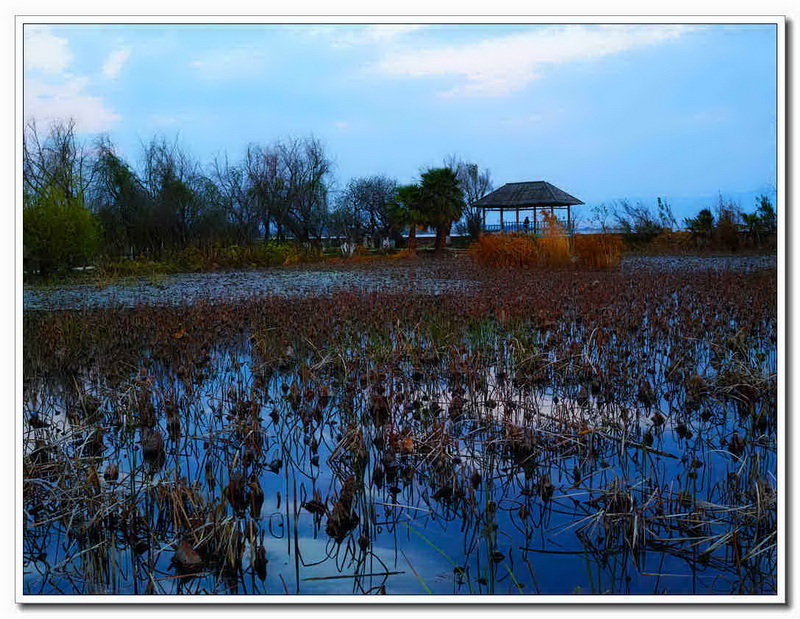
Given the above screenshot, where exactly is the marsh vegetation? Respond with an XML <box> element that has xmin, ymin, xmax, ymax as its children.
<box><xmin>22</xmin><ymin>259</ymin><xmax>777</xmax><ymax>596</ymax></box>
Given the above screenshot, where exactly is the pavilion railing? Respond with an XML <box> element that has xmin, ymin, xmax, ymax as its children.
<box><xmin>482</xmin><ymin>220</ymin><xmax>575</xmax><ymax>235</ymax></box>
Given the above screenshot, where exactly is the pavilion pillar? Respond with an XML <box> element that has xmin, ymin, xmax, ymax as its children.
<box><xmin>567</xmin><ymin>205</ymin><xmax>571</xmax><ymax>235</ymax></box>
<box><xmin>516</xmin><ymin>207</ymin><xmax>519</xmax><ymax>232</ymax></box>
<box><xmin>482</xmin><ymin>207</ymin><xmax>486</xmax><ymax>231</ymax></box>
<box><xmin>500</xmin><ymin>208</ymin><xmax>504</xmax><ymax>232</ymax></box>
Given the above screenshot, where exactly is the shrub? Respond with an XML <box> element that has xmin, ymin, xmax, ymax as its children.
<box><xmin>281</xmin><ymin>244</ymin><xmax>323</xmax><ymax>266</ymax></box>
<box><xmin>573</xmin><ymin>233</ymin><xmax>623</xmax><ymax>268</ymax></box>
<box><xmin>613</xmin><ymin>199</ymin><xmax>665</xmax><ymax>246</ymax></box>
<box><xmin>99</xmin><ymin>242</ymin><xmax>316</xmax><ymax>276</ymax></box>
<box><xmin>260</xmin><ymin>243</ymin><xmax>294</xmax><ymax>266</ymax></box>
<box><xmin>650</xmin><ymin>230</ymin><xmax>694</xmax><ymax>253</ymax></box>
<box><xmin>177</xmin><ymin>246</ymin><xmax>205</xmax><ymax>271</ymax></box>
<box><xmin>24</xmin><ymin>185</ymin><xmax>101</xmax><ymax>275</ymax></box>
<box><xmin>685</xmin><ymin>208</ymin><xmax>715</xmax><ymax>244</ymax></box>
<box><xmin>714</xmin><ymin>207</ymin><xmax>741</xmax><ymax>252</ymax></box>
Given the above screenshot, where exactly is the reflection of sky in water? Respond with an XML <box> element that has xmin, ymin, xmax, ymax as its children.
<box><xmin>23</xmin><ymin>336</ymin><xmax>776</xmax><ymax>596</ymax></box>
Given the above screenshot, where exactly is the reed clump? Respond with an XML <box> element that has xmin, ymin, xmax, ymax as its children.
<box><xmin>470</xmin><ymin>215</ymin><xmax>618</xmax><ymax>270</ymax></box>
<box><xmin>468</xmin><ymin>233</ymin><xmax>538</xmax><ymax>267</ymax></box>
<box><xmin>572</xmin><ymin>233</ymin><xmax>623</xmax><ymax>269</ymax></box>
<box><xmin>536</xmin><ymin>213</ymin><xmax>572</xmax><ymax>268</ymax></box>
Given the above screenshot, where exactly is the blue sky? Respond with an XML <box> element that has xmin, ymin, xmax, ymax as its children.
<box><xmin>23</xmin><ymin>23</ymin><xmax>778</xmax><ymax>223</ymax></box>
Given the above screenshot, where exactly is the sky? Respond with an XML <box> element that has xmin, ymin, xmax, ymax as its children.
<box><xmin>22</xmin><ymin>22</ymin><xmax>778</xmax><ymax>224</ymax></box>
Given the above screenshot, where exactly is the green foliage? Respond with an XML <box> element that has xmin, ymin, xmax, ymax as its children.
<box><xmin>656</xmin><ymin>197</ymin><xmax>676</xmax><ymax>230</ymax></box>
<box><xmin>100</xmin><ymin>241</ymin><xmax>314</xmax><ymax>277</ymax></box>
<box><xmin>389</xmin><ymin>184</ymin><xmax>425</xmax><ymax>228</ymax></box>
<box><xmin>418</xmin><ymin>167</ymin><xmax>465</xmax><ymax>251</ymax></box>
<box><xmin>756</xmin><ymin>195</ymin><xmax>777</xmax><ymax>234</ymax></box>
<box><xmin>209</xmin><ymin>242</ymin><xmax>300</xmax><ymax>268</ymax></box>
<box><xmin>684</xmin><ymin>208</ymin><xmax>715</xmax><ymax>240</ymax></box>
<box><xmin>388</xmin><ymin>184</ymin><xmax>426</xmax><ymax>252</ymax></box>
<box><xmin>419</xmin><ymin>167</ymin><xmax>465</xmax><ymax>228</ymax></box>
<box><xmin>736</xmin><ymin>195</ymin><xmax>777</xmax><ymax>248</ymax></box>
<box><xmin>24</xmin><ymin>185</ymin><xmax>101</xmax><ymax>275</ymax></box>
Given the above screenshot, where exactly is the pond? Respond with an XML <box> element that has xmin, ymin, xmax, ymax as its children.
<box><xmin>22</xmin><ymin>261</ymin><xmax>778</xmax><ymax>596</ymax></box>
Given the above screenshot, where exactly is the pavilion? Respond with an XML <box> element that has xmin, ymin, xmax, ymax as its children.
<box><xmin>472</xmin><ymin>181</ymin><xmax>583</xmax><ymax>235</ymax></box>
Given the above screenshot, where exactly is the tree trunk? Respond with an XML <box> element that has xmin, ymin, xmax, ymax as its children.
<box><xmin>434</xmin><ymin>225</ymin><xmax>448</xmax><ymax>253</ymax></box>
<box><xmin>407</xmin><ymin>225</ymin><xmax>417</xmax><ymax>256</ymax></box>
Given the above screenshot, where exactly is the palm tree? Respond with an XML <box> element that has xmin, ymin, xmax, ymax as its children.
<box><xmin>389</xmin><ymin>183</ymin><xmax>425</xmax><ymax>256</ymax></box>
<box><xmin>419</xmin><ymin>167</ymin><xmax>466</xmax><ymax>253</ymax></box>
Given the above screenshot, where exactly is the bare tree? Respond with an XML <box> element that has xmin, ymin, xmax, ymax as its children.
<box><xmin>140</xmin><ymin>135</ymin><xmax>204</xmax><ymax>251</ymax></box>
<box><xmin>328</xmin><ymin>198</ymin><xmax>364</xmax><ymax>244</ymax></box>
<box><xmin>244</xmin><ymin>144</ymin><xmax>285</xmax><ymax>241</ymax></box>
<box><xmin>211</xmin><ymin>152</ymin><xmax>260</xmax><ymax>244</ymax></box>
<box><xmin>336</xmin><ymin>175</ymin><xmax>397</xmax><ymax>246</ymax></box>
<box><xmin>23</xmin><ymin>118</ymin><xmax>95</xmax><ymax>200</ymax></box>
<box><xmin>276</xmin><ymin>136</ymin><xmax>332</xmax><ymax>244</ymax></box>
<box><xmin>443</xmin><ymin>155</ymin><xmax>493</xmax><ymax>239</ymax></box>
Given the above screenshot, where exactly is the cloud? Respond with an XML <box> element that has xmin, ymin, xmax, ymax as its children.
<box><xmin>23</xmin><ymin>26</ymin><xmax>122</xmax><ymax>132</ymax></box>
<box><xmin>302</xmin><ymin>24</ymin><xmax>425</xmax><ymax>48</ymax></box>
<box><xmin>24</xmin><ymin>77</ymin><xmax>121</xmax><ymax>132</ymax></box>
<box><xmin>24</xmin><ymin>26</ymin><xmax>72</xmax><ymax>74</ymax></box>
<box><xmin>370</xmin><ymin>25</ymin><xmax>696</xmax><ymax>97</ymax></box>
<box><xmin>102</xmin><ymin>48</ymin><xmax>131</xmax><ymax>79</ymax></box>
<box><xmin>335</xmin><ymin>24</ymin><xmax>425</xmax><ymax>48</ymax></box>
<box><xmin>334</xmin><ymin>120</ymin><xmax>349</xmax><ymax>129</ymax></box>
<box><xmin>190</xmin><ymin>46</ymin><xmax>268</xmax><ymax>80</ymax></box>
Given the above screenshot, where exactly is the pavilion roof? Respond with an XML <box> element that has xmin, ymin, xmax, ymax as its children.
<box><xmin>472</xmin><ymin>181</ymin><xmax>584</xmax><ymax>208</ymax></box>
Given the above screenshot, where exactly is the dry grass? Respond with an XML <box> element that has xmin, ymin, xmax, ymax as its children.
<box><xmin>468</xmin><ymin>234</ymin><xmax>538</xmax><ymax>267</ymax></box>
<box><xmin>536</xmin><ymin>213</ymin><xmax>571</xmax><ymax>268</ymax></box>
<box><xmin>470</xmin><ymin>215</ymin><xmax>613</xmax><ymax>269</ymax></box>
<box><xmin>573</xmin><ymin>234</ymin><xmax>623</xmax><ymax>269</ymax></box>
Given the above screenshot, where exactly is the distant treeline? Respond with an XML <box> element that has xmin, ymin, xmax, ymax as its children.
<box><xmin>23</xmin><ymin>119</ymin><xmax>494</xmax><ymax>274</ymax></box>
<box><xmin>589</xmin><ymin>194</ymin><xmax>777</xmax><ymax>251</ymax></box>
